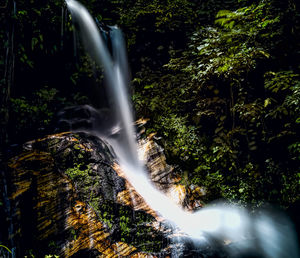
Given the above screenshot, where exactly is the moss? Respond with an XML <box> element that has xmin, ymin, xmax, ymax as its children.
<box><xmin>92</xmin><ymin>199</ymin><xmax>166</xmax><ymax>252</ymax></box>
<box><xmin>65</xmin><ymin>163</ymin><xmax>91</xmax><ymax>182</ymax></box>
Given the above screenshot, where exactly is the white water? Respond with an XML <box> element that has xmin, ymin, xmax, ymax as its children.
<box><xmin>66</xmin><ymin>1</ymin><xmax>299</xmax><ymax>257</ymax></box>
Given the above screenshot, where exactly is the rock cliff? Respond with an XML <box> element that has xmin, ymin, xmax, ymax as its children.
<box><xmin>0</xmin><ymin>131</ymin><xmax>209</xmax><ymax>257</ymax></box>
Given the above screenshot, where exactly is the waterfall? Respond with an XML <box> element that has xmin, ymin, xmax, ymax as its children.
<box><xmin>65</xmin><ymin>1</ymin><xmax>299</xmax><ymax>257</ymax></box>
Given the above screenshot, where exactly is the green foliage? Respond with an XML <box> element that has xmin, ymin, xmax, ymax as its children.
<box><xmin>9</xmin><ymin>85</ymin><xmax>89</xmax><ymax>141</ymax></box>
<box><xmin>264</xmin><ymin>71</ymin><xmax>299</xmax><ymax>93</ymax></box>
<box><xmin>133</xmin><ymin>0</ymin><xmax>300</xmax><ymax>207</ymax></box>
<box><xmin>10</xmin><ymin>87</ymin><xmax>60</xmax><ymax>137</ymax></box>
<box><xmin>158</xmin><ymin>115</ymin><xmax>200</xmax><ymax>161</ymax></box>
<box><xmin>1</xmin><ymin>0</ymin><xmax>93</xmax><ymax>144</ymax></box>
<box><xmin>177</xmin><ymin>1</ymin><xmax>284</xmax><ymax>85</ymax></box>
<box><xmin>92</xmin><ymin>200</ymin><xmax>165</xmax><ymax>252</ymax></box>
<box><xmin>288</xmin><ymin>142</ymin><xmax>300</xmax><ymax>161</ymax></box>
<box><xmin>117</xmin><ymin>0</ymin><xmax>195</xmax><ymax>31</ymax></box>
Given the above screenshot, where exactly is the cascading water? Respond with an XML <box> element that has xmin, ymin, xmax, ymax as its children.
<box><xmin>65</xmin><ymin>0</ymin><xmax>299</xmax><ymax>257</ymax></box>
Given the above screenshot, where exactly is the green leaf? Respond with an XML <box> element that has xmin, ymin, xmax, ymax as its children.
<box><xmin>31</xmin><ymin>37</ymin><xmax>38</xmax><ymax>50</ymax></box>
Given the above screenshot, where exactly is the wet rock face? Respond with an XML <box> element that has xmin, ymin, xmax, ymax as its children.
<box><xmin>0</xmin><ymin>131</ymin><xmax>218</xmax><ymax>257</ymax></box>
<box><xmin>1</xmin><ymin>150</ymin><xmax>74</xmax><ymax>256</ymax></box>
<box><xmin>0</xmin><ymin>132</ymin><xmax>169</xmax><ymax>257</ymax></box>
<box><xmin>31</xmin><ymin>132</ymin><xmax>124</xmax><ymax>204</ymax></box>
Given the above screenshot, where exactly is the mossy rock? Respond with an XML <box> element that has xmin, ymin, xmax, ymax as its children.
<box><xmin>0</xmin><ymin>132</ymin><xmax>169</xmax><ymax>257</ymax></box>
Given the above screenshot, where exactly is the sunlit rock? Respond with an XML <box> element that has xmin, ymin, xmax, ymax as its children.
<box><xmin>2</xmin><ymin>132</ymin><xmax>204</xmax><ymax>257</ymax></box>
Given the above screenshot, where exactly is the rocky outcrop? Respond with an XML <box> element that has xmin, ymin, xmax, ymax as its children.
<box><xmin>0</xmin><ymin>131</ymin><xmax>207</xmax><ymax>257</ymax></box>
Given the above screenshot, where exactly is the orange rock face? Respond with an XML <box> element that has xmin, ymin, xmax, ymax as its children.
<box><xmin>4</xmin><ymin>147</ymin><xmax>155</xmax><ymax>257</ymax></box>
<box><xmin>65</xmin><ymin>201</ymin><xmax>138</xmax><ymax>257</ymax></box>
<box><xmin>115</xmin><ymin>132</ymin><xmax>203</xmax><ymax>215</ymax></box>
<box><xmin>2</xmin><ymin>131</ymin><xmax>204</xmax><ymax>257</ymax></box>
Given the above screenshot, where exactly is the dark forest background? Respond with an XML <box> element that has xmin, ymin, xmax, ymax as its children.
<box><xmin>1</xmin><ymin>0</ymin><xmax>300</xmax><ymax>208</ymax></box>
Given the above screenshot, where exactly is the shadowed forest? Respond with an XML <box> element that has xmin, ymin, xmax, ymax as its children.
<box><xmin>0</xmin><ymin>0</ymin><xmax>300</xmax><ymax>257</ymax></box>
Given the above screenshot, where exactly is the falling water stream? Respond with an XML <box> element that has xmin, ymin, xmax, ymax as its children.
<box><xmin>66</xmin><ymin>1</ymin><xmax>299</xmax><ymax>257</ymax></box>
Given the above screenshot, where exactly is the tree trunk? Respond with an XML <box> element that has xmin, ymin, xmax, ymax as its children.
<box><xmin>0</xmin><ymin>1</ymin><xmax>16</xmax><ymax>148</ymax></box>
